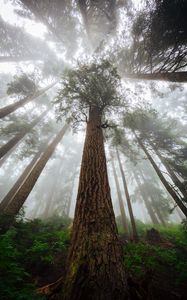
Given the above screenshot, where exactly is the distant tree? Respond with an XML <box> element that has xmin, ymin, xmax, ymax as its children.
<box><xmin>0</xmin><ymin>81</ymin><xmax>57</xmax><ymax>118</ymax></box>
<box><xmin>0</xmin><ymin>16</ymin><xmax>55</xmax><ymax>62</ymax></box>
<box><xmin>3</xmin><ymin>124</ymin><xmax>68</xmax><ymax>216</ymax></box>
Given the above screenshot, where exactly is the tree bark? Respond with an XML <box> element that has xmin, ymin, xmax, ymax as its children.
<box><xmin>0</xmin><ymin>109</ymin><xmax>48</xmax><ymax>159</ymax></box>
<box><xmin>3</xmin><ymin>124</ymin><xmax>68</xmax><ymax>216</ymax></box>
<box><xmin>124</xmin><ymin>71</ymin><xmax>187</xmax><ymax>83</ymax></box>
<box><xmin>116</xmin><ymin>149</ymin><xmax>138</xmax><ymax>241</ymax></box>
<box><xmin>110</xmin><ymin>154</ymin><xmax>129</xmax><ymax>235</ymax></box>
<box><xmin>134</xmin><ymin>131</ymin><xmax>187</xmax><ymax>217</ymax></box>
<box><xmin>0</xmin><ymin>81</ymin><xmax>57</xmax><ymax>118</ymax></box>
<box><xmin>133</xmin><ymin>171</ymin><xmax>160</xmax><ymax>225</ymax></box>
<box><xmin>61</xmin><ymin>107</ymin><xmax>128</xmax><ymax>300</ymax></box>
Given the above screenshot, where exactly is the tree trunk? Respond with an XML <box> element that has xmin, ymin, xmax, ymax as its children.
<box><xmin>66</xmin><ymin>170</ymin><xmax>77</xmax><ymax>217</ymax></box>
<box><xmin>134</xmin><ymin>131</ymin><xmax>187</xmax><ymax>217</ymax></box>
<box><xmin>61</xmin><ymin>107</ymin><xmax>128</xmax><ymax>300</ymax></box>
<box><xmin>150</xmin><ymin>142</ymin><xmax>187</xmax><ymax>201</ymax></box>
<box><xmin>0</xmin><ymin>150</ymin><xmax>42</xmax><ymax>212</ymax></box>
<box><xmin>124</xmin><ymin>71</ymin><xmax>187</xmax><ymax>83</ymax></box>
<box><xmin>133</xmin><ymin>172</ymin><xmax>160</xmax><ymax>225</ymax></box>
<box><xmin>0</xmin><ymin>109</ymin><xmax>48</xmax><ymax>159</ymax></box>
<box><xmin>3</xmin><ymin>124</ymin><xmax>68</xmax><ymax>216</ymax></box>
<box><xmin>110</xmin><ymin>154</ymin><xmax>129</xmax><ymax>235</ymax></box>
<box><xmin>0</xmin><ymin>81</ymin><xmax>57</xmax><ymax>118</ymax></box>
<box><xmin>151</xmin><ymin>200</ymin><xmax>166</xmax><ymax>227</ymax></box>
<box><xmin>116</xmin><ymin>149</ymin><xmax>138</xmax><ymax>241</ymax></box>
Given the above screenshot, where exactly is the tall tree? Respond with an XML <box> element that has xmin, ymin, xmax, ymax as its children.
<box><xmin>134</xmin><ymin>131</ymin><xmax>187</xmax><ymax>217</ymax></box>
<box><xmin>0</xmin><ymin>109</ymin><xmax>48</xmax><ymax>159</ymax></box>
<box><xmin>0</xmin><ymin>81</ymin><xmax>57</xmax><ymax>118</ymax></box>
<box><xmin>110</xmin><ymin>152</ymin><xmax>129</xmax><ymax>235</ymax></box>
<box><xmin>53</xmin><ymin>61</ymin><xmax>129</xmax><ymax>299</ymax></box>
<box><xmin>3</xmin><ymin>124</ymin><xmax>68</xmax><ymax>216</ymax></box>
<box><xmin>116</xmin><ymin>148</ymin><xmax>138</xmax><ymax>241</ymax></box>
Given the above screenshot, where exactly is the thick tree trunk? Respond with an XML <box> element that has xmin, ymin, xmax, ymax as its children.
<box><xmin>125</xmin><ymin>72</ymin><xmax>187</xmax><ymax>83</ymax></box>
<box><xmin>134</xmin><ymin>132</ymin><xmax>187</xmax><ymax>217</ymax></box>
<box><xmin>116</xmin><ymin>149</ymin><xmax>138</xmax><ymax>241</ymax></box>
<box><xmin>3</xmin><ymin>124</ymin><xmax>68</xmax><ymax>216</ymax></box>
<box><xmin>0</xmin><ymin>109</ymin><xmax>48</xmax><ymax>159</ymax></box>
<box><xmin>133</xmin><ymin>172</ymin><xmax>160</xmax><ymax>225</ymax></box>
<box><xmin>0</xmin><ymin>81</ymin><xmax>57</xmax><ymax>118</ymax></box>
<box><xmin>150</xmin><ymin>142</ymin><xmax>187</xmax><ymax>201</ymax></box>
<box><xmin>61</xmin><ymin>107</ymin><xmax>128</xmax><ymax>300</ymax></box>
<box><xmin>110</xmin><ymin>154</ymin><xmax>129</xmax><ymax>235</ymax></box>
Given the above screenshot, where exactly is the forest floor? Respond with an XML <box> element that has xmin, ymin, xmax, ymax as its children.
<box><xmin>0</xmin><ymin>215</ymin><xmax>187</xmax><ymax>300</ymax></box>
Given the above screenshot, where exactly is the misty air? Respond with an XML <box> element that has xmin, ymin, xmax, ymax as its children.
<box><xmin>0</xmin><ymin>1</ymin><xmax>187</xmax><ymax>299</ymax></box>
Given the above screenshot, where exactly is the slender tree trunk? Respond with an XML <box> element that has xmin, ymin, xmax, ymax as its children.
<box><xmin>150</xmin><ymin>142</ymin><xmax>187</xmax><ymax>200</ymax></box>
<box><xmin>134</xmin><ymin>131</ymin><xmax>187</xmax><ymax>217</ymax></box>
<box><xmin>133</xmin><ymin>172</ymin><xmax>160</xmax><ymax>225</ymax></box>
<box><xmin>0</xmin><ymin>109</ymin><xmax>48</xmax><ymax>159</ymax></box>
<box><xmin>0</xmin><ymin>81</ymin><xmax>57</xmax><ymax>118</ymax></box>
<box><xmin>151</xmin><ymin>200</ymin><xmax>166</xmax><ymax>227</ymax></box>
<box><xmin>3</xmin><ymin>124</ymin><xmax>68</xmax><ymax>216</ymax></box>
<box><xmin>66</xmin><ymin>170</ymin><xmax>77</xmax><ymax>217</ymax></box>
<box><xmin>61</xmin><ymin>107</ymin><xmax>128</xmax><ymax>300</ymax></box>
<box><xmin>42</xmin><ymin>160</ymin><xmax>64</xmax><ymax>219</ymax></box>
<box><xmin>116</xmin><ymin>149</ymin><xmax>138</xmax><ymax>241</ymax></box>
<box><xmin>110</xmin><ymin>154</ymin><xmax>129</xmax><ymax>235</ymax></box>
<box><xmin>124</xmin><ymin>71</ymin><xmax>187</xmax><ymax>83</ymax></box>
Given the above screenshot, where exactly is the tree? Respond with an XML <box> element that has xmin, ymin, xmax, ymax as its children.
<box><xmin>3</xmin><ymin>124</ymin><xmax>68</xmax><ymax>216</ymax></box>
<box><xmin>0</xmin><ymin>109</ymin><xmax>48</xmax><ymax>159</ymax></box>
<box><xmin>53</xmin><ymin>60</ymin><xmax>128</xmax><ymax>299</ymax></box>
<box><xmin>116</xmin><ymin>148</ymin><xmax>138</xmax><ymax>241</ymax></box>
<box><xmin>0</xmin><ymin>16</ymin><xmax>55</xmax><ymax>62</ymax></box>
<box><xmin>110</xmin><ymin>151</ymin><xmax>129</xmax><ymax>235</ymax></box>
<box><xmin>0</xmin><ymin>81</ymin><xmax>57</xmax><ymax>118</ymax></box>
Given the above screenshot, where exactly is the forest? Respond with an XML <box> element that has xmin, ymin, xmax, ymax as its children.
<box><xmin>0</xmin><ymin>0</ymin><xmax>187</xmax><ymax>299</ymax></box>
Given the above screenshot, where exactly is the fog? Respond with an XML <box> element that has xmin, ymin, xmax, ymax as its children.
<box><xmin>0</xmin><ymin>0</ymin><xmax>186</xmax><ymax>227</ymax></box>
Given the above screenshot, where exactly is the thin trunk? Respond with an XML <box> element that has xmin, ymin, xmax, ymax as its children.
<box><xmin>0</xmin><ymin>109</ymin><xmax>48</xmax><ymax>159</ymax></box>
<box><xmin>134</xmin><ymin>131</ymin><xmax>187</xmax><ymax>217</ymax></box>
<box><xmin>151</xmin><ymin>200</ymin><xmax>167</xmax><ymax>227</ymax></box>
<box><xmin>116</xmin><ymin>149</ymin><xmax>138</xmax><ymax>241</ymax></box>
<box><xmin>133</xmin><ymin>172</ymin><xmax>160</xmax><ymax>225</ymax></box>
<box><xmin>124</xmin><ymin>71</ymin><xmax>187</xmax><ymax>83</ymax></box>
<box><xmin>110</xmin><ymin>154</ymin><xmax>129</xmax><ymax>235</ymax></box>
<box><xmin>3</xmin><ymin>124</ymin><xmax>68</xmax><ymax>216</ymax></box>
<box><xmin>0</xmin><ymin>55</ymin><xmax>41</xmax><ymax>63</ymax></box>
<box><xmin>0</xmin><ymin>81</ymin><xmax>57</xmax><ymax>118</ymax></box>
<box><xmin>61</xmin><ymin>107</ymin><xmax>128</xmax><ymax>300</ymax></box>
<box><xmin>42</xmin><ymin>161</ymin><xmax>64</xmax><ymax>219</ymax></box>
<box><xmin>66</xmin><ymin>170</ymin><xmax>77</xmax><ymax>217</ymax></box>
<box><xmin>150</xmin><ymin>142</ymin><xmax>187</xmax><ymax>200</ymax></box>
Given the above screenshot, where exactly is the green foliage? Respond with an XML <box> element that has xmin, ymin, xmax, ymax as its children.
<box><xmin>54</xmin><ymin>60</ymin><xmax>122</xmax><ymax>126</ymax></box>
<box><xmin>0</xmin><ymin>216</ymin><xmax>70</xmax><ymax>300</ymax></box>
<box><xmin>124</xmin><ymin>224</ymin><xmax>187</xmax><ymax>285</ymax></box>
<box><xmin>7</xmin><ymin>73</ymin><xmax>38</xmax><ymax>97</ymax></box>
